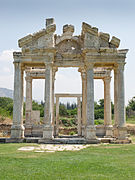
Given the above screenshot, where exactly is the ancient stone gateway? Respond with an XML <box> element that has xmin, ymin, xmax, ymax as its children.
<box><xmin>10</xmin><ymin>18</ymin><xmax>129</xmax><ymax>143</ymax></box>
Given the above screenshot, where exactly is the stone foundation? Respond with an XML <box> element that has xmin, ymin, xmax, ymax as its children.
<box><xmin>11</xmin><ymin>125</ymin><xmax>25</xmax><ymax>139</ymax></box>
<box><xmin>43</xmin><ymin>125</ymin><xmax>53</xmax><ymax>139</ymax></box>
<box><xmin>86</xmin><ymin>125</ymin><xmax>96</xmax><ymax>140</ymax></box>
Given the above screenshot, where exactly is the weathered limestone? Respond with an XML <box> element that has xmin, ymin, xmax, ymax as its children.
<box><xmin>25</xmin><ymin>74</ymin><xmax>32</xmax><ymax>136</ymax></box>
<box><xmin>43</xmin><ymin>64</ymin><xmax>53</xmax><ymax>139</ymax></box>
<box><xmin>86</xmin><ymin>64</ymin><xmax>96</xmax><ymax>140</ymax></box>
<box><xmin>52</xmin><ymin>67</ymin><xmax>57</xmax><ymax>136</ymax></box>
<box><xmin>11</xmin><ymin>18</ymin><xmax>129</xmax><ymax>143</ymax></box>
<box><xmin>11</xmin><ymin>62</ymin><xmax>25</xmax><ymax>138</ymax></box>
<box><xmin>77</xmin><ymin>97</ymin><xmax>82</xmax><ymax>136</ymax></box>
<box><xmin>113</xmin><ymin>63</ymin><xmax>127</xmax><ymax>140</ymax></box>
<box><xmin>55</xmin><ymin>97</ymin><xmax>59</xmax><ymax>136</ymax></box>
<box><xmin>115</xmin><ymin>63</ymin><xmax>127</xmax><ymax>140</ymax></box>
<box><xmin>79</xmin><ymin>68</ymin><xmax>87</xmax><ymax>137</ymax></box>
<box><xmin>113</xmin><ymin>67</ymin><xmax>119</xmax><ymax>137</ymax></box>
<box><xmin>103</xmin><ymin>76</ymin><xmax>113</xmax><ymax>137</ymax></box>
<box><xmin>25</xmin><ymin>75</ymin><xmax>32</xmax><ymax>125</ymax></box>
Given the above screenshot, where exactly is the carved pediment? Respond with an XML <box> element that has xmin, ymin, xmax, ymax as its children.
<box><xmin>56</xmin><ymin>39</ymin><xmax>81</xmax><ymax>54</ymax></box>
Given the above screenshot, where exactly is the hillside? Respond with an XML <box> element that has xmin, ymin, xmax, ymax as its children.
<box><xmin>0</xmin><ymin>88</ymin><xmax>26</xmax><ymax>101</ymax></box>
<box><xmin>0</xmin><ymin>88</ymin><xmax>13</xmax><ymax>99</ymax></box>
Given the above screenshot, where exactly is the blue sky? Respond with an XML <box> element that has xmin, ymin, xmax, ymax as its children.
<box><xmin>0</xmin><ymin>0</ymin><xmax>135</xmax><ymax>104</ymax></box>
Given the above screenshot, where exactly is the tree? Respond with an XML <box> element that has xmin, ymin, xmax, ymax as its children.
<box><xmin>59</xmin><ymin>103</ymin><xmax>67</xmax><ymax>116</ymax></box>
<box><xmin>128</xmin><ymin>97</ymin><xmax>135</xmax><ymax>111</ymax></box>
<box><xmin>0</xmin><ymin>97</ymin><xmax>13</xmax><ymax>117</ymax></box>
<box><xmin>66</xmin><ymin>102</ymin><xmax>71</xmax><ymax>110</ymax></box>
<box><xmin>98</xmin><ymin>99</ymin><xmax>104</xmax><ymax>109</ymax></box>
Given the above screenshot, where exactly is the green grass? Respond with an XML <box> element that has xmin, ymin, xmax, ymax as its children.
<box><xmin>0</xmin><ymin>139</ymin><xmax>135</xmax><ymax>180</ymax></box>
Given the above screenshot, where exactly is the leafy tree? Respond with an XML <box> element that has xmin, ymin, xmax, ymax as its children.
<box><xmin>128</xmin><ymin>97</ymin><xmax>135</xmax><ymax>111</ymax></box>
<box><xmin>95</xmin><ymin>109</ymin><xmax>104</xmax><ymax>119</ymax></box>
<box><xmin>59</xmin><ymin>103</ymin><xmax>67</xmax><ymax>116</ymax></box>
<box><xmin>98</xmin><ymin>99</ymin><xmax>104</xmax><ymax>109</ymax></box>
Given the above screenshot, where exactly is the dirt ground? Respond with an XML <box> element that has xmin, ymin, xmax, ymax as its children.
<box><xmin>0</xmin><ymin>116</ymin><xmax>12</xmax><ymax>125</ymax></box>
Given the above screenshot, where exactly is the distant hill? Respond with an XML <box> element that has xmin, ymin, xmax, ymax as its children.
<box><xmin>0</xmin><ymin>88</ymin><xmax>26</xmax><ymax>101</ymax></box>
<box><xmin>0</xmin><ymin>88</ymin><xmax>13</xmax><ymax>99</ymax></box>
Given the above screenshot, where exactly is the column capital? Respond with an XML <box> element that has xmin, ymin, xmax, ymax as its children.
<box><xmin>13</xmin><ymin>61</ymin><xmax>22</xmax><ymax>69</ymax></box>
<box><xmin>114</xmin><ymin>62</ymin><xmax>126</xmax><ymax>72</ymax></box>
<box><xmin>45</xmin><ymin>63</ymin><xmax>53</xmax><ymax>69</ymax></box>
<box><xmin>78</xmin><ymin>67</ymin><xmax>87</xmax><ymax>79</ymax></box>
<box><xmin>25</xmin><ymin>76</ymin><xmax>32</xmax><ymax>82</ymax></box>
<box><xmin>52</xmin><ymin>67</ymin><xmax>58</xmax><ymax>80</ymax></box>
<box><xmin>117</xmin><ymin>62</ymin><xmax>126</xmax><ymax>71</ymax></box>
<box><xmin>85</xmin><ymin>63</ymin><xmax>94</xmax><ymax>70</ymax></box>
<box><xmin>53</xmin><ymin>66</ymin><xmax>58</xmax><ymax>73</ymax></box>
<box><xmin>78</xmin><ymin>67</ymin><xmax>86</xmax><ymax>72</ymax></box>
<box><xmin>103</xmin><ymin>76</ymin><xmax>111</xmax><ymax>83</ymax></box>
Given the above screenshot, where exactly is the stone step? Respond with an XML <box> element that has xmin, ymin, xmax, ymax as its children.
<box><xmin>0</xmin><ymin>138</ymin><xmax>6</xmax><ymax>143</ymax></box>
<box><xmin>1</xmin><ymin>137</ymin><xmax>131</xmax><ymax>144</ymax></box>
<box><xmin>58</xmin><ymin>135</ymin><xmax>82</xmax><ymax>138</ymax></box>
<box><xmin>6</xmin><ymin>138</ymin><xmax>25</xmax><ymax>143</ymax></box>
<box><xmin>38</xmin><ymin>138</ymin><xmax>100</xmax><ymax>144</ymax></box>
<box><xmin>25</xmin><ymin>137</ymin><xmax>39</xmax><ymax>143</ymax></box>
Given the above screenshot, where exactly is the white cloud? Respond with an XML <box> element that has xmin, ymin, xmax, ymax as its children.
<box><xmin>3</xmin><ymin>67</ymin><xmax>11</xmax><ymax>73</ymax></box>
<box><xmin>0</xmin><ymin>50</ymin><xmax>15</xmax><ymax>89</ymax></box>
<box><xmin>0</xmin><ymin>50</ymin><xmax>14</xmax><ymax>62</ymax></box>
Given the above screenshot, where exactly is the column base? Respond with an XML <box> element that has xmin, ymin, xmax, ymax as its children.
<box><xmin>86</xmin><ymin>125</ymin><xmax>96</xmax><ymax>140</ymax></box>
<box><xmin>105</xmin><ymin>125</ymin><xmax>113</xmax><ymax>137</ymax></box>
<box><xmin>53</xmin><ymin>125</ymin><xmax>59</xmax><ymax>137</ymax></box>
<box><xmin>56</xmin><ymin>127</ymin><xmax>59</xmax><ymax>137</ymax></box>
<box><xmin>118</xmin><ymin>127</ymin><xmax>127</xmax><ymax>140</ymax></box>
<box><xmin>43</xmin><ymin>125</ymin><xmax>53</xmax><ymax>139</ymax></box>
<box><xmin>53</xmin><ymin>125</ymin><xmax>56</xmax><ymax>137</ymax></box>
<box><xmin>81</xmin><ymin>125</ymin><xmax>86</xmax><ymax>137</ymax></box>
<box><xmin>113</xmin><ymin>126</ymin><xmax>127</xmax><ymax>140</ymax></box>
<box><xmin>11</xmin><ymin>125</ymin><xmax>25</xmax><ymax>139</ymax></box>
<box><xmin>77</xmin><ymin>125</ymin><xmax>82</xmax><ymax>136</ymax></box>
<box><xmin>24</xmin><ymin>124</ymin><xmax>32</xmax><ymax>137</ymax></box>
<box><xmin>113</xmin><ymin>125</ymin><xmax>119</xmax><ymax>137</ymax></box>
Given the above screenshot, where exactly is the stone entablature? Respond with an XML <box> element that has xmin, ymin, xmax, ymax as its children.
<box><xmin>25</xmin><ymin>67</ymin><xmax>111</xmax><ymax>80</ymax></box>
<box><xmin>10</xmin><ymin>18</ymin><xmax>129</xmax><ymax>143</ymax></box>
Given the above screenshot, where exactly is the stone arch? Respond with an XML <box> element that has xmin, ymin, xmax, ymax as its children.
<box><xmin>56</xmin><ymin>38</ymin><xmax>82</xmax><ymax>54</ymax></box>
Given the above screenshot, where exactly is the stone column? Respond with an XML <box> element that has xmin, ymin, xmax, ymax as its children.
<box><xmin>52</xmin><ymin>67</ymin><xmax>58</xmax><ymax>136</ymax></box>
<box><xmin>113</xmin><ymin>67</ymin><xmax>119</xmax><ymax>137</ymax></box>
<box><xmin>81</xmin><ymin>69</ymin><xmax>87</xmax><ymax>137</ymax></box>
<box><xmin>103</xmin><ymin>76</ymin><xmax>112</xmax><ymax>137</ymax></box>
<box><xmin>86</xmin><ymin>64</ymin><xmax>96</xmax><ymax>140</ymax></box>
<box><xmin>25</xmin><ymin>76</ymin><xmax>32</xmax><ymax>126</ymax></box>
<box><xmin>55</xmin><ymin>97</ymin><xmax>59</xmax><ymax>136</ymax></box>
<box><xmin>25</xmin><ymin>75</ymin><xmax>32</xmax><ymax>136</ymax></box>
<box><xmin>115</xmin><ymin>63</ymin><xmax>127</xmax><ymax>139</ymax></box>
<box><xmin>43</xmin><ymin>63</ymin><xmax>53</xmax><ymax>139</ymax></box>
<box><xmin>11</xmin><ymin>62</ymin><xmax>25</xmax><ymax>139</ymax></box>
<box><xmin>77</xmin><ymin>97</ymin><xmax>81</xmax><ymax>136</ymax></box>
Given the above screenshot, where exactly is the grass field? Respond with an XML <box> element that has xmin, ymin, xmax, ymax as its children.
<box><xmin>0</xmin><ymin>138</ymin><xmax>135</xmax><ymax>180</ymax></box>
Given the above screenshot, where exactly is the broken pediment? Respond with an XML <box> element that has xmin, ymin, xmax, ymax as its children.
<box><xmin>18</xmin><ymin>18</ymin><xmax>121</xmax><ymax>57</ymax></box>
<box><xmin>82</xmin><ymin>22</ymin><xmax>120</xmax><ymax>49</ymax></box>
<box><xmin>18</xmin><ymin>18</ymin><xmax>56</xmax><ymax>54</ymax></box>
